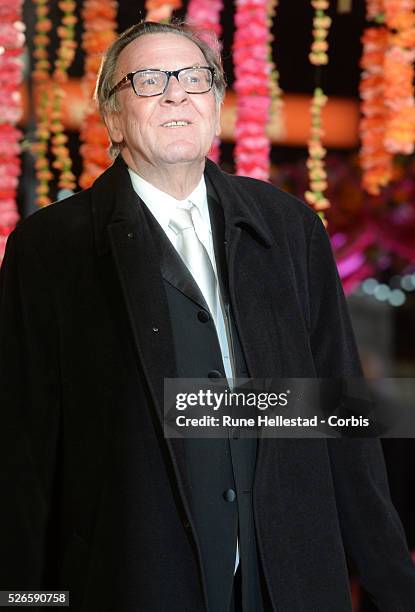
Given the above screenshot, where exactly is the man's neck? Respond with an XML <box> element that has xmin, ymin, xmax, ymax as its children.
<box><xmin>123</xmin><ymin>154</ymin><xmax>205</xmax><ymax>200</ymax></box>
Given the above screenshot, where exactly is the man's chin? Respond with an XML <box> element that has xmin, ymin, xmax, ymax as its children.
<box><xmin>161</xmin><ymin>141</ymin><xmax>208</xmax><ymax>165</ymax></box>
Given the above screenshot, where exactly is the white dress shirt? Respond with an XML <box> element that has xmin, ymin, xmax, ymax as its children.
<box><xmin>127</xmin><ymin>167</ymin><xmax>240</xmax><ymax>573</ymax></box>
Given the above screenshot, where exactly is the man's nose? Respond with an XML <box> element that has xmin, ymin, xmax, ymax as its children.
<box><xmin>162</xmin><ymin>75</ymin><xmax>188</xmax><ymax>103</ymax></box>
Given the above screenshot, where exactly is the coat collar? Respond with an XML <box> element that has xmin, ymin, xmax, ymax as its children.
<box><xmin>91</xmin><ymin>155</ymin><xmax>274</xmax><ymax>256</ymax></box>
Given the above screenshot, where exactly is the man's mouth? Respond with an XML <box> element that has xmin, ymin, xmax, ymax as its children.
<box><xmin>162</xmin><ymin>120</ymin><xmax>191</xmax><ymax>128</ymax></box>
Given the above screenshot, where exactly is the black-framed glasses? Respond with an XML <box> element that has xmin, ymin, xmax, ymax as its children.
<box><xmin>108</xmin><ymin>65</ymin><xmax>215</xmax><ymax>99</ymax></box>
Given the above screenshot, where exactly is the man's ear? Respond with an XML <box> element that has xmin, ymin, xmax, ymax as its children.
<box><xmin>104</xmin><ymin>110</ymin><xmax>124</xmax><ymax>145</ymax></box>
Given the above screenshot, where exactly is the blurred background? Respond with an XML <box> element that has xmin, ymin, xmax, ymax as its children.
<box><xmin>2</xmin><ymin>1</ymin><xmax>415</xmax><ymax>609</ymax></box>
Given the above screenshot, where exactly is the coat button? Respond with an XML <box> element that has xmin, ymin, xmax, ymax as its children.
<box><xmin>183</xmin><ymin>520</ymin><xmax>191</xmax><ymax>531</ymax></box>
<box><xmin>197</xmin><ymin>310</ymin><xmax>210</xmax><ymax>323</ymax></box>
<box><xmin>208</xmin><ymin>370</ymin><xmax>223</xmax><ymax>379</ymax></box>
<box><xmin>223</xmin><ymin>489</ymin><xmax>236</xmax><ymax>502</ymax></box>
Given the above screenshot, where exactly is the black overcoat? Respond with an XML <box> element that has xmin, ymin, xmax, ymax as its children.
<box><xmin>1</xmin><ymin>156</ymin><xmax>415</xmax><ymax>611</ymax></box>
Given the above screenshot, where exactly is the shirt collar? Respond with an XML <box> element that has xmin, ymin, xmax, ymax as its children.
<box><xmin>127</xmin><ymin>167</ymin><xmax>210</xmax><ymax>235</ymax></box>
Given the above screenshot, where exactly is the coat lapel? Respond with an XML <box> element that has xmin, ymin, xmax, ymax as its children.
<box><xmin>91</xmin><ymin>157</ymin><xmax>195</xmax><ymax>513</ymax></box>
<box><xmin>139</xmin><ymin>203</ymin><xmax>210</xmax><ymax>313</ymax></box>
<box><xmin>92</xmin><ymin>157</ymin><xmax>176</xmax><ymax>413</ymax></box>
<box><xmin>205</xmin><ymin>182</ymin><xmax>231</xmax><ymax>306</ymax></box>
<box><xmin>203</xmin><ymin>160</ymin><xmax>279</xmax><ymax>377</ymax></box>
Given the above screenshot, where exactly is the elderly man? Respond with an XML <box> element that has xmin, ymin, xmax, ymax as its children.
<box><xmin>1</xmin><ymin>20</ymin><xmax>415</xmax><ymax>612</ymax></box>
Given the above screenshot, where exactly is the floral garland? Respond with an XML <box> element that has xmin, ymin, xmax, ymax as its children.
<box><xmin>383</xmin><ymin>0</ymin><xmax>415</xmax><ymax>155</ymax></box>
<box><xmin>305</xmin><ymin>88</ymin><xmax>330</xmax><ymax>217</ymax></box>
<box><xmin>359</xmin><ymin>16</ymin><xmax>392</xmax><ymax>196</ymax></box>
<box><xmin>32</xmin><ymin>0</ymin><xmax>53</xmax><ymax>206</ymax></box>
<box><xmin>309</xmin><ymin>0</ymin><xmax>331</xmax><ymax>66</ymax></box>
<box><xmin>0</xmin><ymin>0</ymin><xmax>25</xmax><ymax>262</ymax></box>
<box><xmin>233</xmin><ymin>0</ymin><xmax>273</xmax><ymax>180</ymax></box>
<box><xmin>359</xmin><ymin>0</ymin><xmax>415</xmax><ymax>195</ymax></box>
<box><xmin>186</xmin><ymin>0</ymin><xmax>223</xmax><ymax>162</ymax></box>
<box><xmin>186</xmin><ymin>0</ymin><xmax>223</xmax><ymax>36</ymax></box>
<box><xmin>32</xmin><ymin>0</ymin><xmax>77</xmax><ymax>206</ymax></box>
<box><xmin>268</xmin><ymin>0</ymin><xmax>284</xmax><ymax>141</ymax></box>
<box><xmin>145</xmin><ymin>0</ymin><xmax>182</xmax><ymax>22</ymax></box>
<box><xmin>79</xmin><ymin>0</ymin><xmax>118</xmax><ymax>189</ymax></box>
<box><xmin>305</xmin><ymin>0</ymin><xmax>332</xmax><ymax>220</ymax></box>
<box><xmin>366</xmin><ymin>0</ymin><xmax>386</xmax><ymax>19</ymax></box>
<box><xmin>50</xmin><ymin>1</ymin><xmax>78</xmax><ymax>197</ymax></box>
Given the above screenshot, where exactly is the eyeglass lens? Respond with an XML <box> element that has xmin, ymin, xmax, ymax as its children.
<box><xmin>133</xmin><ymin>68</ymin><xmax>213</xmax><ymax>96</ymax></box>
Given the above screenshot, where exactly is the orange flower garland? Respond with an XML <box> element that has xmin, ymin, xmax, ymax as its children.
<box><xmin>383</xmin><ymin>0</ymin><xmax>415</xmax><ymax>154</ymax></box>
<box><xmin>305</xmin><ymin>0</ymin><xmax>331</xmax><ymax>221</ymax></box>
<box><xmin>366</xmin><ymin>0</ymin><xmax>385</xmax><ymax>19</ymax></box>
<box><xmin>79</xmin><ymin>0</ymin><xmax>118</xmax><ymax>189</ymax></box>
<box><xmin>145</xmin><ymin>0</ymin><xmax>182</xmax><ymax>22</ymax></box>
<box><xmin>50</xmin><ymin>0</ymin><xmax>78</xmax><ymax>195</ymax></box>
<box><xmin>359</xmin><ymin>0</ymin><xmax>415</xmax><ymax>194</ymax></box>
<box><xmin>359</xmin><ymin>17</ymin><xmax>393</xmax><ymax>195</ymax></box>
<box><xmin>32</xmin><ymin>0</ymin><xmax>53</xmax><ymax>206</ymax></box>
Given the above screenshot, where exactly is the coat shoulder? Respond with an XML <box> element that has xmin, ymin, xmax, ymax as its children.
<box><xmin>10</xmin><ymin>188</ymin><xmax>93</xmax><ymax>255</ymax></box>
<box><xmin>227</xmin><ymin>173</ymin><xmax>318</xmax><ymax>230</ymax></box>
<box><xmin>224</xmin><ymin>172</ymin><xmax>321</xmax><ymax>254</ymax></box>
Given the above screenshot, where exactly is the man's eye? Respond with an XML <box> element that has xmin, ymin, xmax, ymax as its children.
<box><xmin>185</xmin><ymin>74</ymin><xmax>201</xmax><ymax>84</ymax></box>
<box><xmin>141</xmin><ymin>77</ymin><xmax>156</xmax><ymax>86</ymax></box>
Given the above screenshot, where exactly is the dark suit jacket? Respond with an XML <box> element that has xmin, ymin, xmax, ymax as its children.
<box><xmin>1</xmin><ymin>156</ymin><xmax>415</xmax><ymax>611</ymax></box>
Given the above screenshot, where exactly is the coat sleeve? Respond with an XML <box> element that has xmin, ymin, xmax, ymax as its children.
<box><xmin>308</xmin><ymin>215</ymin><xmax>415</xmax><ymax>611</ymax></box>
<box><xmin>0</xmin><ymin>227</ymin><xmax>61</xmax><ymax>589</ymax></box>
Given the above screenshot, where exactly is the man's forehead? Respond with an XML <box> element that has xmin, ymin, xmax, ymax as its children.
<box><xmin>117</xmin><ymin>33</ymin><xmax>207</xmax><ymax>73</ymax></box>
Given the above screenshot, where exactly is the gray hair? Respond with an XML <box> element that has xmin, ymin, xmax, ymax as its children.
<box><xmin>94</xmin><ymin>21</ymin><xmax>226</xmax><ymax>158</ymax></box>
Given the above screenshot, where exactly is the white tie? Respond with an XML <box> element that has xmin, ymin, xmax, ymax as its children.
<box><xmin>168</xmin><ymin>204</ymin><xmax>217</xmax><ymax>319</ymax></box>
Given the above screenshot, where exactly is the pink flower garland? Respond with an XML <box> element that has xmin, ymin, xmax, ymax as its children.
<box><xmin>0</xmin><ymin>0</ymin><xmax>25</xmax><ymax>264</ymax></box>
<box><xmin>186</xmin><ymin>0</ymin><xmax>223</xmax><ymax>36</ymax></box>
<box><xmin>233</xmin><ymin>0</ymin><xmax>272</xmax><ymax>180</ymax></box>
<box><xmin>186</xmin><ymin>0</ymin><xmax>224</xmax><ymax>162</ymax></box>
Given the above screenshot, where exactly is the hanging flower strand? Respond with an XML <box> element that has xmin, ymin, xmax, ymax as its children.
<box><xmin>305</xmin><ymin>88</ymin><xmax>330</xmax><ymax>216</ymax></box>
<box><xmin>186</xmin><ymin>0</ymin><xmax>223</xmax><ymax>36</ymax></box>
<box><xmin>233</xmin><ymin>0</ymin><xmax>273</xmax><ymax>181</ymax></box>
<box><xmin>186</xmin><ymin>0</ymin><xmax>224</xmax><ymax>162</ymax></box>
<box><xmin>50</xmin><ymin>0</ymin><xmax>78</xmax><ymax>197</ymax></box>
<box><xmin>359</xmin><ymin>1</ymin><xmax>392</xmax><ymax>196</ymax></box>
<box><xmin>79</xmin><ymin>0</ymin><xmax>118</xmax><ymax>189</ymax></box>
<box><xmin>309</xmin><ymin>0</ymin><xmax>331</xmax><ymax>65</ymax></box>
<box><xmin>32</xmin><ymin>0</ymin><xmax>53</xmax><ymax>206</ymax></box>
<box><xmin>268</xmin><ymin>0</ymin><xmax>284</xmax><ymax>135</ymax></box>
<box><xmin>145</xmin><ymin>0</ymin><xmax>182</xmax><ymax>22</ymax></box>
<box><xmin>383</xmin><ymin>0</ymin><xmax>415</xmax><ymax>155</ymax></box>
<box><xmin>305</xmin><ymin>0</ymin><xmax>332</xmax><ymax>222</ymax></box>
<box><xmin>0</xmin><ymin>0</ymin><xmax>25</xmax><ymax>262</ymax></box>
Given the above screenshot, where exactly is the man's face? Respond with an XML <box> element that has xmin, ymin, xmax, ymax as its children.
<box><xmin>105</xmin><ymin>33</ymin><xmax>221</xmax><ymax>171</ymax></box>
